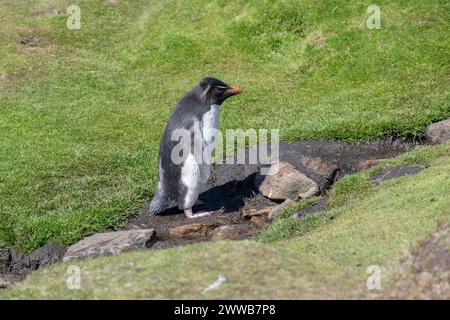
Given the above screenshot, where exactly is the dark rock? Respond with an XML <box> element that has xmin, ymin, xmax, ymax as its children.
<box><xmin>292</xmin><ymin>198</ymin><xmax>327</xmax><ymax>219</ymax></box>
<box><xmin>63</xmin><ymin>229</ymin><xmax>156</xmax><ymax>261</ymax></box>
<box><xmin>426</xmin><ymin>119</ymin><xmax>450</xmax><ymax>144</ymax></box>
<box><xmin>372</xmin><ymin>166</ymin><xmax>424</xmax><ymax>184</ymax></box>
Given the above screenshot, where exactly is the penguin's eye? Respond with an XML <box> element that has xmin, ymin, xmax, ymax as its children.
<box><xmin>215</xmin><ymin>86</ymin><xmax>228</xmax><ymax>94</ymax></box>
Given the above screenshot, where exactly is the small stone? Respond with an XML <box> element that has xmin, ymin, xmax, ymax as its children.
<box><xmin>268</xmin><ymin>199</ymin><xmax>295</xmax><ymax>219</ymax></box>
<box><xmin>242</xmin><ymin>207</ymin><xmax>272</xmax><ymax>218</ymax></box>
<box><xmin>255</xmin><ymin>162</ymin><xmax>319</xmax><ymax>201</ymax></box>
<box><xmin>426</xmin><ymin>119</ymin><xmax>450</xmax><ymax>144</ymax></box>
<box><xmin>210</xmin><ymin>224</ymin><xmax>258</xmax><ymax>240</ymax></box>
<box><xmin>168</xmin><ymin>223</ymin><xmax>216</xmax><ymax>240</ymax></box>
<box><xmin>250</xmin><ymin>215</ymin><xmax>269</xmax><ymax>229</ymax></box>
<box><xmin>299</xmin><ymin>156</ymin><xmax>339</xmax><ymax>179</ymax></box>
<box><xmin>63</xmin><ymin>229</ymin><xmax>156</xmax><ymax>261</ymax></box>
<box><xmin>357</xmin><ymin>159</ymin><xmax>385</xmax><ymax>170</ymax></box>
<box><xmin>242</xmin><ymin>199</ymin><xmax>295</xmax><ymax>220</ymax></box>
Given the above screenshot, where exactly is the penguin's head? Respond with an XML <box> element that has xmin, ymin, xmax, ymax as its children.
<box><xmin>197</xmin><ymin>77</ymin><xmax>242</xmax><ymax>105</ymax></box>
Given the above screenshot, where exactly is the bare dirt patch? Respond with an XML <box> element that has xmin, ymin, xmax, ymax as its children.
<box><xmin>19</xmin><ymin>34</ymin><xmax>58</xmax><ymax>55</ymax></box>
<box><xmin>312</xmin><ymin>33</ymin><xmax>326</xmax><ymax>48</ymax></box>
<box><xmin>383</xmin><ymin>224</ymin><xmax>450</xmax><ymax>299</ymax></box>
<box><xmin>20</xmin><ymin>35</ymin><xmax>40</xmax><ymax>47</ymax></box>
<box><xmin>0</xmin><ymin>244</ymin><xmax>66</xmax><ymax>289</ymax></box>
<box><xmin>0</xmin><ymin>73</ymin><xmax>7</xmax><ymax>85</ymax></box>
<box><xmin>28</xmin><ymin>7</ymin><xmax>61</xmax><ymax>18</ymax></box>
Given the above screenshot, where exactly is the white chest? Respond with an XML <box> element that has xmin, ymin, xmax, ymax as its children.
<box><xmin>202</xmin><ymin>104</ymin><xmax>220</xmax><ymax>146</ymax></box>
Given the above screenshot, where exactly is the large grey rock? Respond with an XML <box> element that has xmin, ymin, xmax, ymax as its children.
<box><xmin>426</xmin><ymin>119</ymin><xmax>450</xmax><ymax>144</ymax></box>
<box><xmin>63</xmin><ymin>229</ymin><xmax>156</xmax><ymax>261</ymax></box>
<box><xmin>255</xmin><ymin>162</ymin><xmax>319</xmax><ymax>201</ymax></box>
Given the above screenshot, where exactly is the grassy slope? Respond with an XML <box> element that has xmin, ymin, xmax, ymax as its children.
<box><xmin>0</xmin><ymin>0</ymin><xmax>449</xmax><ymax>252</ymax></box>
<box><xmin>2</xmin><ymin>144</ymin><xmax>449</xmax><ymax>299</ymax></box>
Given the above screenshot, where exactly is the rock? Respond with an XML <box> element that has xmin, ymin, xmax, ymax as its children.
<box><xmin>250</xmin><ymin>215</ymin><xmax>269</xmax><ymax>229</ymax></box>
<box><xmin>372</xmin><ymin>166</ymin><xmax>424</xmax><ymax>184</ymax></box>
<box><xmin>357</xmin><ymin>159</ymin><xmax>385</xmax><ymax>170</ymax></box>
<box><xmin>255</xmin><ymin>162</ymin><xmax>319</xmax><ymax>201</ymax></box>
<box><xmin>426</xmin><ymin>119</ymin><xmax>450</xmax><ymax>144</ymax></box>
<box><xmin>63</xmin><ymin>229</ymin><xmax>156</xmax><ymax>261</ymax></box>
<box><xmin>242</xmin><ymin>199</ymin><xmax>295</xmax><ymax>220</ymax></box>
<box><xmin>242</xmin><ymin>206</ymin><xmax>272</xmax><ymax>218</ymax></box>
<box><xmin>210</xmin><ymin>224</ymin><xmax>258</xmax><ymax>240</ymax></box>
<box><xmin>299</xmin><ymin>156</ymin><xmax>339</xmax><ymax>179</ymax></box>
<box><xmin>268</xmin><ymin>199</ymin><xmax>296</xmax><ymax>219</ymax></box>
<box><xmin>168</xmin><ymin>223</ymin><xmax>216</xmax><ymax>240</ymax></box>
<box><xmin>292</xmin><ymin>198</ymin><xmax>327</xmax><ymax>219</ymax></box>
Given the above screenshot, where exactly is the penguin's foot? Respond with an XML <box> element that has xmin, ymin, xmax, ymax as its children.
<box><xmin>184</xmin><ymin>208</ymin><xmax>222</xmax><ymax>219</ymax></box>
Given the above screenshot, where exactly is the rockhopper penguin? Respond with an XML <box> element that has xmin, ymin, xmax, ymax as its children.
<box><xmin>146</xmin><ymin>77</ymin><xmax>242</xmax><ymax>218</ymax></box>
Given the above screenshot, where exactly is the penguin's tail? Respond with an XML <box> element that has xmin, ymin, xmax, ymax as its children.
<box><xmin>145</xmin><ymin>192</ymin><xmax>175</xmax><ymax>217</ymax></box>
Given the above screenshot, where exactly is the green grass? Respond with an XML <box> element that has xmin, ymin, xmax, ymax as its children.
<box><xmin>1</xmin><ymin>0</ymin><xmax>449</xmax><ymax>252</ymax></box>
<box><xmin>2</xmin><ymin>144</ymin><xmax>449</xmax><ymax>299</ymax></box>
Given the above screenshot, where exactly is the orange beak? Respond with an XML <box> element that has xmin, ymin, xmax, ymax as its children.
<box><xmin>228</xmin><ymin>86</ymin><xmax>242</xmax><ymax>95</ymax></box>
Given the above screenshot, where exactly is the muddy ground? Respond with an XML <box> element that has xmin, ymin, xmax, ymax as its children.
<box><xmin>126</xmin><ymin>138</ymin><xmax>419</xmax><ymax>246</ymax></box>
<box><xmin>1</xmin><ymin>137</ymin><xmax>421</xmax><ymax>287</ymax></box>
